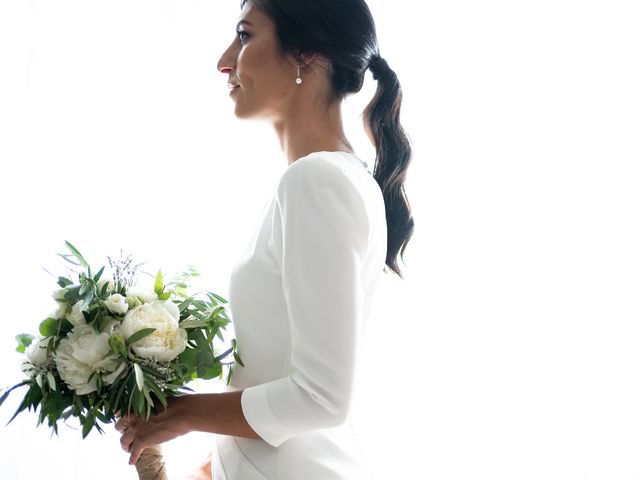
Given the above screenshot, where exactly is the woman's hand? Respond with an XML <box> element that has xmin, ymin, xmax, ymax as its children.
<box><xmin>115</xmin><ymin>396</ymin><xmax>192</xmax><ymax>465</ymax></box>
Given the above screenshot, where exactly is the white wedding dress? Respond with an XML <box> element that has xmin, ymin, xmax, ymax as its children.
<box><xmin>212</xmin><ymin>151</ymin><xmax>387</xmax><ymax>480</ymax></box>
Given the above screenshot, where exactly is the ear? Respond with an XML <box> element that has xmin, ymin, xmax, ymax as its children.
<box><xmin>296</xmin><ymin>51</ymin><xmax>319</xmax><ymax>70</ymax></box>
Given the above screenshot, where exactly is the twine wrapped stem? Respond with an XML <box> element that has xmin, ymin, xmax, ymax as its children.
<box><xmin>134</xmin><ymin>445</ymin><xmax>168</xmax><ymax>480</ymax></box>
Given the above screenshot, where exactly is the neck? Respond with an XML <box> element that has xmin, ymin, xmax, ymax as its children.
<box><xmin>272</xmin><ymin>100</ymin><xmax>354</xmax><ymax>166</ymax></box>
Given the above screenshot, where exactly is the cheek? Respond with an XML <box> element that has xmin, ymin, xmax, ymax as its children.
<box><xmin>238</xmin><ymin>46</ymin><xmax>287</xmax><ymax>94</ymax></box>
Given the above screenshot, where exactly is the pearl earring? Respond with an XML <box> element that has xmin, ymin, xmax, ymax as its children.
<box><xmin>296</xmin><ymin>64</ymin><xmax>302</xmax><ymax>85</ymax></box>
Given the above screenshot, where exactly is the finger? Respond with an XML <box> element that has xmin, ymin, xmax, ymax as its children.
<box><xmin>130</xmin><ymin>441</ymin><xmax>144</xmax><ymax>466</ymax></box>
<box><xmin>115</xmin><ymin>417</ymin><xmax>129</xmax><ymax>432</ymax></box>
<box><xmin>120</xmin><ymin>429</ymin><xmax>134</xmax><ymax>453</ymax></box>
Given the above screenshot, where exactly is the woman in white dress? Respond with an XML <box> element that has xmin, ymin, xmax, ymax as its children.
<box><xmin>116</xmin><ymin>1</ymin><xmax>413</xmax><ymax>478</ymax></box>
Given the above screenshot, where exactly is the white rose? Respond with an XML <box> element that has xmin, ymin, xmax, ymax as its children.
<box><xmin>50</xmin><ymin>301</ymin><xmax>67</xmax><ymax>320</ymax></box>
<box><xmin>52</xmin><ymin>288</ymin><xmax>67</xmax><ymax>302</ymax></box>
<box><xmin>67</xmin><ymin>302</ymin><xmax>87</xmax><ymax>326</ymax></box>
<box><xmin>105</xmin><ymin>294</ymin><xmax>129</xmax><ymax>315</ymax></box>
<box><xmin>21</xmin><ymin>335</ymin><xmax>50</xmax><ymax>377</ymax></box>
<box><xmin>54</xmin><ymin>325</ymin><xmax>121</xmax><ymax>395</ymax></box>
<box><xmin>121</xmin><ymin>301</ymin><xmax>187</xmax><ymax>362</ymax></box>
<box><xmin>125</xmin><ymin>286</ymin><xmax>157</xmax><ymax>303</ymax></box>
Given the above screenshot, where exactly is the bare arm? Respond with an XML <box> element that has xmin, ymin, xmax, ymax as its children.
<box><xmin>116</xmin><ymin>391</ymin><xmax>261</xmax><ymax>465</ymax></box>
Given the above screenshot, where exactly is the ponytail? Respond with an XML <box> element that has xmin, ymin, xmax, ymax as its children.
<box><xmin>364</xmin><ymin>55</ymin><xmax>414</xmax><ymax>279</ymax></box>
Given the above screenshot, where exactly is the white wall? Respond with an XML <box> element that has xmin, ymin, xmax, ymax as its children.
<box><xmin>0</xmin><ymin>1</ymin><xmax>639</xmax><ymax>479</ymax></box>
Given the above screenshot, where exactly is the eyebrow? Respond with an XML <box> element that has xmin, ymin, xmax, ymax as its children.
<box><xmin>236</xmin><ymin>19</ymin><xmax>254</xmax><ymax>29</ymax></box>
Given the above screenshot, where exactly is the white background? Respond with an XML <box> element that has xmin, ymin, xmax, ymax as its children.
<box><xmin>1</xmin><ymin>1</ymin><xmax>639</xmax><ymax>479</ymax></box>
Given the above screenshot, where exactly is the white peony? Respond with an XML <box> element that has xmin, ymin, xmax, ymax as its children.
<box><xmin>105</xmin><ymin>294</ymin><xmax>128</xmax><ymax>315</ymax></box>
<box><xmin>121</xmin><ymin>301</ymin><xmax>187</xmax><ymax>362</ymax></box>
<box><xmin>102</xmin><ymin>362</ymin><xmax>126</xmax><ymax>384</ymax></box>
<box><xmin>21</xmin><ymin>335</ymin><xmax>51</xmax><ymax>377</ymax></box>
<box><xmin>67</xmin><ymin>302</ymin><xmax>87</xmax><ymax>326</ymax></box>
<box><xmin>54</xmin><ymin>325</ymin><xmax>121</xmax><ymax>395</ymax></box>
<box><xmin>101</xmin><ymin>316</ymin><xmax>122</xmax><ymax>335</ymax></box>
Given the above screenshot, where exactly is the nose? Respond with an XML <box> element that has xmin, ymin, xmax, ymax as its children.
<box><xmin>217</xmin><ymin>41</ymin><xmax>237</xmax><ymax>74</ymax></box>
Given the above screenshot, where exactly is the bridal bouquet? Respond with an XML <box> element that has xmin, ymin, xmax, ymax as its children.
<box><xmin>1</xmin><ymin>242</ymin><xmax>242</xmax><ymax>479</ymax></box>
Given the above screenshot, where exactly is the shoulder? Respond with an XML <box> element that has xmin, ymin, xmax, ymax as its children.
<box><xmin>277</xmin><ymin>152</ymin><xmax>367</xmax><ymax>200</ymax></box>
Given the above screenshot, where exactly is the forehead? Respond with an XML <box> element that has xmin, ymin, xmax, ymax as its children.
<box><xmin>237</xmin><ymin>4</ymin><xmax>268</xmax><ymax>28</ymax></box>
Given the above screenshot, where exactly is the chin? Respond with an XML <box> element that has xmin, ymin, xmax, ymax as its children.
<box><xmin>233</xmin><ymin>105</ymin><xmax>269</xmax><ymax>121</ymax></box>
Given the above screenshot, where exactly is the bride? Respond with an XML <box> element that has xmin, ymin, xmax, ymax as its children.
<box><xmin>116</xmin><ymin>1</ymin><xmax>413</xmax><ymax>478</ymax></box>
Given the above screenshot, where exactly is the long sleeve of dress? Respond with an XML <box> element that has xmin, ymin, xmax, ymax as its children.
<box><xmin>240</xmin><ymin>155</ymin><xmax>370</xmax><ymax>448</ymax></box>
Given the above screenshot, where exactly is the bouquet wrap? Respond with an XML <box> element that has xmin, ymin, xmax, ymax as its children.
<box><xmin>135</xmin><ymin>445</ymin><xmax>168</xmax><ymax>480</ymax></box>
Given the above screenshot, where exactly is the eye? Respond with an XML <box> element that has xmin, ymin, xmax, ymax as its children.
<box><xmin>236</xmin><ymin>30</ymin><xmax>250</xmax><ymax>45</ymax></box>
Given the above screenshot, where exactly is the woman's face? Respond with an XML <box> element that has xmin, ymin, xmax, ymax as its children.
<box><xmin>217</xmin><ymin>4</ymin><xmax>299</xmax><ymax>120</ymax></box>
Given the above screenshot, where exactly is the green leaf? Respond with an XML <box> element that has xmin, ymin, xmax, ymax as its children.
<box><xmin>15</xmin><ymin>333</ymin><xmax>35</xmax><ymax>349</ymax></box>
<box><xmin>201</xmin><ymin>362</ymin><xmax>222</xmax><ymax>380</ymax></box>
<box><xmin>179</xmin><ymin>318</ymin><xmax>208</xmax><ymax>329</ymax></box>
<box><xmin>65</xmin><ymin>241</ymin><xmax>89</xmax><ymax>269</ymax></box>
<box><xmin>57</xmin><ymin>276</ymin><xmax>73</xmax><ymax>288</ymax></box>
<box><xmin>196</xmin><ymin>351</ymin><xmax>215</xmax><ymax>378</ymax></box>
<box><xmin>39</xmin><ymin>317</ymin><xmax>72</xmax><ymax>337</ymax></box>
<box><xmin>7</xmin><ymin>384</ymin><xmax>41</xmax><ymax>425</ymax></box>
<box><xmin>0</xmin><ymin>381</ymin><xmax>29</xmax><ymax>409</ymax></box>
<box><xmin>146</xmin><ymin>381</ymin><xmax>167</xmax><ymax>409</ymax></box>
<box><xmin>63</xmin><ymin>285</ymin><xmax>82</xmax><ymax>304</ymax></box>
<box><xmin>126</xmin><ymin>328</ymin><xmax>156</xmax><ymax>346</ymax></box>
<box><xmin>109</xmin><ymin>335</ymin><xmax>128</xmax><ymax>358</ymax></box>
<box><xmin>154</xmin><ymin>270</ymin><xmax>163</xmax><ymax>295</ymax></box>
<box><xmin>47</xmin><ymin>372</ymin><xmax>57</xmax><ymax>391</ymax></box>
<box><xmin>233</xmin><ymin>351</ymin><xmax>245</xmax><ymax>367</ymax></box>
<box><xmin>189</xmin><ymin>329</ymin><xmax>210</xmax><ymax>352</ymax></box>
<box><xmin>178</xmin><ymin>299</ymin><xmax>192</xmax><ymax>312</ymax></box>
<box><xmin>207</xmin><ymin>292</ymin><xmax>228</xmax><ymax>304</ymax></box>
<box><xmin>178</xmin><ymin>348</ymin><xmax>198</xmax><ymax>369</ymax></box>
<box><xmin>134</xmin><ymin>364</ymin><xmax>144</xmax><ymax>392</ymax></box>
<box><xmin>82</xmin><ymin>411</ymin><xmax>96</xmax><ymax>439</ymax></box>
<box><xmin>157</xmin><ymin>291</ymin><xmax>172</xmax><ymax>301</ymax></box>
<box><xmin>93</xmin><ymin>266</ymin><xmax>105</xmax><ymax>283</ymax></box>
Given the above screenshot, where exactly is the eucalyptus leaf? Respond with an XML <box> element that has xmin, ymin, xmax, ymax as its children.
<box><xmin>15</xmin><ymin>333</ymin><xmax>35</xmax><ymax>349</ymax></box>
<box><xmin>39</xmin><ymin>317</ymin><xmax>65</xmax><ymax>337</ymax></box>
